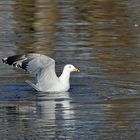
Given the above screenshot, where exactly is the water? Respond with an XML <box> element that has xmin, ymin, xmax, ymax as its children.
<box><xmin>0</xmin><ymin>0</ymin><xmax>140</xmax><ymax>139</ymax></box>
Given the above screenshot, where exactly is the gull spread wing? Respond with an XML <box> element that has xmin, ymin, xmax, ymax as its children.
<box><xmin>2</xmin><ymin>54</ymin><xmax>59</xmax><ymax>89</ymax></box>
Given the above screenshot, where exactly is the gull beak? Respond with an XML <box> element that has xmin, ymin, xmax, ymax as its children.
<box><xmin>73</xmin><ymin>68</ymin><xmax>80</xmax><ymax>72</ymax></box>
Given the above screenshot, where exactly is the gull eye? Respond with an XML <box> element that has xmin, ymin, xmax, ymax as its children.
<box><xmin>69</xmin><ymin>66</ymin><xmax>71</xmax><ymax>68</ymax></box>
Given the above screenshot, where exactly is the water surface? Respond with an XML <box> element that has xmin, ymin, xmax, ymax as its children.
<box><xmin>0</xmin><ymin>0</ymin><xmax>140</xmax><ymax>139</ymax></box>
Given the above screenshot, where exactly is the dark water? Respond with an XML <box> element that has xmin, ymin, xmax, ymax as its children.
<box><xmin>0</xmin><ymin>0</ymin><xmax>140</xmax><ymax>139</ymax></box>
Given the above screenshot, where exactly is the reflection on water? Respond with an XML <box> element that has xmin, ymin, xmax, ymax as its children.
<box><xmin>0</xmin><ymin>0</ymin><xmax>140</xmax><ymax>139</ymax></box>
<box><xmin>0</xmin><ymin>91</ymin><xmax>74</xmax><ymax>139</ymax></box>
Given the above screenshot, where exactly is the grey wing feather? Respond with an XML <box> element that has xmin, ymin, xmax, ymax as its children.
<box><xmin>25</xmin><ymin>80</ymin><xmax>40</xmax><ymax>91</ymax></box>
<box><xmin>25</xmin><ymin>54</ymin><xmax>55</xmax><ymax>75</ymax></box>
<box><xmin>2</xmin><ymin>53</ymin><xmax>58</xmax><ymax>81</ymax></box>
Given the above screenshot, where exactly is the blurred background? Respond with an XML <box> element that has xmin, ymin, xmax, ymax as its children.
<box><xmin>0</xmin><ymin>0</ymin><xmax>140</xmax><ymax>139</ymax></box>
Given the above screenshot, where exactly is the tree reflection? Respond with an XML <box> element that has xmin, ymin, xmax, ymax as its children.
<box><xmin>75</xmin><ymin>0</ymin><xmax>140</xmax><ymax>85</ymax></box>
<box><xmin>13</xmin><ymin>0</ymin><xmax>59</xmax><ymax>55</ymax></box>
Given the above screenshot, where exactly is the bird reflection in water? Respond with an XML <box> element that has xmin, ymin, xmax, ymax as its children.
<box><xmin>0</xmin><ymin>91</ymin><xmax>75</xmax><ymax>139</ymax></box>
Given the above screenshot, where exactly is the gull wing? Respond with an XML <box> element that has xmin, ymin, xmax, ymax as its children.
<box><xmin>2</xmin><ymin>54</ymin><xmax>59</xmax><ymax>85</ymax></box>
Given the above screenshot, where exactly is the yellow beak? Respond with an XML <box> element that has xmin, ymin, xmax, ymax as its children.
<box><xmin>73</xmin><ymin>68</ymin><xmax>80</xmax><ymax>72</ymax></box>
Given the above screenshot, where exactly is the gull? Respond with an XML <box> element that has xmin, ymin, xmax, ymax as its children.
<box><xmin>2</xmin><ymin>53</ymin><xmax>80</xmax><ymax>92</ymax></box>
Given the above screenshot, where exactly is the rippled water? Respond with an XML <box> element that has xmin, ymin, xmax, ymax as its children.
<box><xmin>0</xmin><ymin>0</ymin><xmax>140</xmax><ymax>139</ymax></box>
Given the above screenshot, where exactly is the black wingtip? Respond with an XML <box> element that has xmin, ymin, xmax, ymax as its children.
<box><xmin>2</xmin><ymin>55</ymin><xmax>23</xmax><ymax>66</ymax></box>
<box><xmin>2</xmin><ymin>58</ymin><xmax>7</xmax><ymax>63</ymax></box>
<box><xmin>2</xmin><ymin>55</ymin><xmax>29</xmax><ymax>71</ymax></box>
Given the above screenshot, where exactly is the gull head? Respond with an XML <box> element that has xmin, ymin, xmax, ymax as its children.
<box><xmin>64</xmin><ymin>64</ymin><xmax>80</xmax><ymax>73</ymax></box>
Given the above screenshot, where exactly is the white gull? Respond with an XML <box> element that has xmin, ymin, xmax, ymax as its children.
<box><xmin>2</xmin><ymin>53</ymin><xmax>80</xmax><ymax>92</ymax></box>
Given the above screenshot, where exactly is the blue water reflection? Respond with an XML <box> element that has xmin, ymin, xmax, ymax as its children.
<box><xmin>0</xmin><ymin>0</ymin><xmax>140</xmax><ymax>139</ymax></box>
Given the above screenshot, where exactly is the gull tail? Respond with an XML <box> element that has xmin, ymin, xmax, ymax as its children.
<box><xmin>26</xmin><ymin>80</ymin><xmax>40</xmax><ymax>91</ymax></box>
